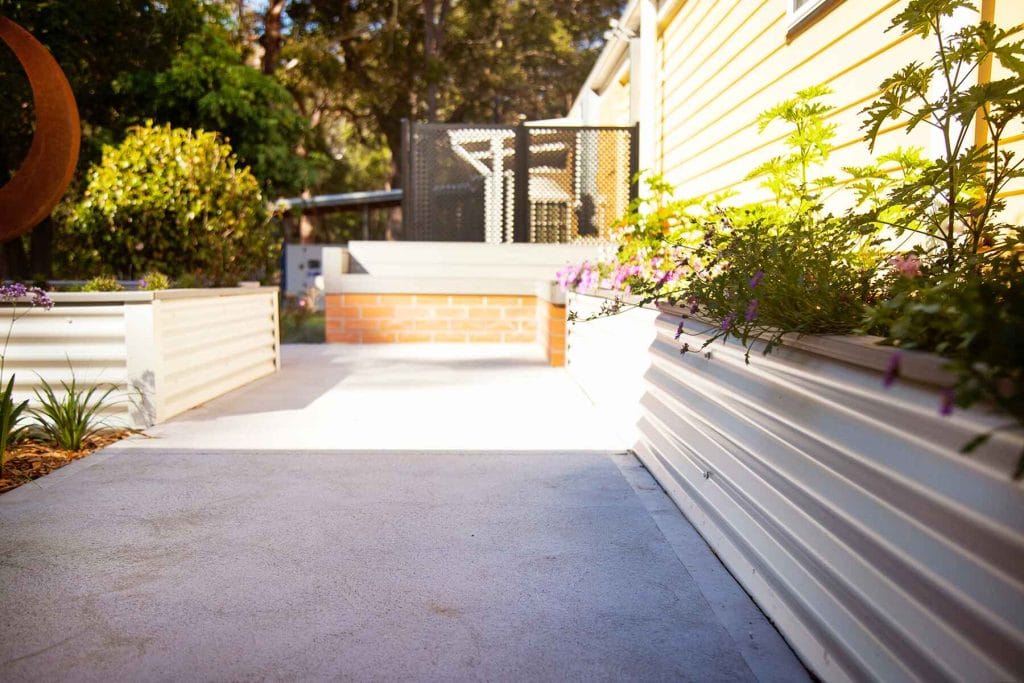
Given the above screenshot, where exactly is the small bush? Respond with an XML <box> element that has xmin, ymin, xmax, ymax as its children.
<box><xmin>138</xmin><ymin>271</ymin><xmax>171</xmax><ymax>291</ymax></box>
<box><xmin>62</xmin><ymin>122</ymin><xmax>277</xmax><ymax>286</ymax></box>
<box><xmin>79</xmin><ymin>275</ymin><xmax>124</xmax><ymax>292</ymax></box>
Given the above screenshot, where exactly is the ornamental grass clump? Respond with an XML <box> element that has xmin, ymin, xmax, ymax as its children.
<box><xmin>31</xmin><ymin>373</ymin><xmax>118</xmax><ymax>452</ymax></box>
<box><xmin>79</xmin><ymin>275</ymin><xmax>124</xmax><ymax>292</ymax></box>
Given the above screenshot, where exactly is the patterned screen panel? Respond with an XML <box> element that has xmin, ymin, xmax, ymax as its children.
<box><xmin>402</xmin><ymin>122</ymin><xmax>636</xmax><ymax>243</ymax></box>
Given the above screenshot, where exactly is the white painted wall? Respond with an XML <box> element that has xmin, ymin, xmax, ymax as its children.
<box><xmin>2</xmin><ymin>289</ymin><xmax>280</xmax><ymax>429</ymax></box>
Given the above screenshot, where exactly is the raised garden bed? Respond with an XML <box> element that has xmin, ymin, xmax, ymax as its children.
<box><xmin>566</xmin><ymin>289</ymin><xmax>1024</xmax><ymax>682</ymax></box>
<box><xmin>4</xmin><ymin>287</ymin><xmax>280</xmax><ymax>428</ymax></box>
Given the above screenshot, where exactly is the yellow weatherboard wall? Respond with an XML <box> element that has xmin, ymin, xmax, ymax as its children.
<box><xmin>581</xmin><ymin>0</ymin><xmax>1023</xmax><ymax>220</ymax></box>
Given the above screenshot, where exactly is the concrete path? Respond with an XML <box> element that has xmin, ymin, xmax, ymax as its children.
<box><xmin>0</xmin><ymin>345</ymin><xmax>807</xmax><ymax>682</ymax></box>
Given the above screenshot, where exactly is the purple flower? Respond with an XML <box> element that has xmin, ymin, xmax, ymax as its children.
<box><xmin>577</xmin><ymin>263</ymin><xmax>599</xmax><ymax>293</ymax></box>
<box><xmin>883</xmin><ymin>351</ymin><xmax>901</xmax><ymax>388</ymax></box>
<box><xmin>0</xmin><ymin>282</ymin><xmax>53</xmax><ymax>309</ymax></box>
<box><xmin>31</xmin><ymin>288</ymin><xmax>53</xmax><ymax>310</ymax></box>
<box><xmin>722</xmin><ymin>312</ymin><xmax>738</xmax><ymax>332</ymax></box>
<box><xmin>675</xmin><ymin>319</ymin><xmax>685</xmax><ymax>340</ymax></box>
<box><xmin>745</xmin><ymin>299</ymin><xmax>759</xmax><ymax>322</ymax></box>
<box><xmin>939</xmin><ymin>388</ymin><xmax>955</xmax><ymax>416</ymax></box>
<box><xmin>0</xmin><ymin>282</ymin><xmax>27</xmax><ymax>300</ymax></box>
<box><xmin>749</xmin><ymin>270</ymin><xmax>764</xmax><ymax>289</ymax></box>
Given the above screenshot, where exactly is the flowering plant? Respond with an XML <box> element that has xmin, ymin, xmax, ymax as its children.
<box><xmin>138</xmin><ymin>271</ymin><xmax>171</xmax><ymax>291</ymax></box>
<box><xmin>0</xmin><ymin>283</ymin><xmax>54</xmax><ymax>474</ymax></box>
<box><xmin>855</xmin><ymin>0</ymin><xmax>1024</xmax><ymax>465</ymax></box>
<box><xmin>559</xmin><ymin>0</ymin><xmax>1024</xmax><ymax>474</ymax></box>
<box><xmin>563</xmin><ymin>86</ymin><xmax>885</xmax><ymax>356</ymax></box>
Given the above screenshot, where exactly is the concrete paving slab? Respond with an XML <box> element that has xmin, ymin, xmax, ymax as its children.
<box><xmin>0</xmin><ymin>345</ymin><xmax>807</xmax><ymax>681</ymax></box>
<box><xmin>116</xmin><ymin>344</ymin><xmax>625</xmax><ymax>452</ymax></box>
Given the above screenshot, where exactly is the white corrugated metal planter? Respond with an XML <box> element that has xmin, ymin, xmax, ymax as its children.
<box><xmin>566</xmin><ymin>291</ymin><xmax>1024</xmax><ymax>683</ymax></box>
<box><xmin>1</xmin><ymin>288</ymin><xmax>280</xmax><ymax>429</ymax></box>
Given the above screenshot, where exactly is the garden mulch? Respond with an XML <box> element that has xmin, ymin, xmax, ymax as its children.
<box><xmin>0</xmin><ymin>431</ymin><xmax>130</xmax><ymax>494</ymax></box>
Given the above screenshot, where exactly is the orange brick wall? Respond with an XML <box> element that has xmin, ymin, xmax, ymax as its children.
<box><xmin>326</xmin><ymin>293</ymin><xmax>539</xmax><ymax>344</ymax></box>
<box><xmin>326</xmin><ymin>292</ymin><xmax>566</xmax><ymax>366</ymax></box>
<box><xmin>536</xmin><ymin>299</ymin><xmax>566</xmax><ymax>367</ymax></box>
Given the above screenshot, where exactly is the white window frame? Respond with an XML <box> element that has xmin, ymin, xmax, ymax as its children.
<box><xmin>788</xmin><ymin>0</ymin><xmax>832</xmax><ymax>30</ymax></box>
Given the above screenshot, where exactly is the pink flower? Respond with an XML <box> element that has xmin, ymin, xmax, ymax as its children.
<box><xmin>889</xmin><ymin>254</ymin><xmax>922</xmax><ymax>278</ymax></box>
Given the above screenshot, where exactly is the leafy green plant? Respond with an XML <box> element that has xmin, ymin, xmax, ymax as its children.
<box><xmin>138</xmin><ymin>271</ymin><xmax>171</xmax><ymax>291</ymax></box>
<box><xmin>855</xmin><ymin>0</ymin><xmax>1024</xmax><ymax>464</ymax></box>
<box><xmin>0</xmin><ymin>376</ymin><xmax>31</xmax><ymax>475</ymax></box>
<box><xmin>279</xmin><ymin>286</ymin><xmax>325</xmax><ymax>343</ymax></box>
<box><xmin>79</xmin><ymin>275</ymin><xmax>124</xmax><ymax>292</ymax></box>
<box><xmin>679</xmin><ymin>211</ymin><xmax>879</xmax><ymax>358</ymax></box>
<box><xmin>62</xmin><ymin>122</ymin><xmax>276</xmax><ymax>286</ymax></box>
<box><xmin>144</xmin><ymin>23</ymin><xmax>317</xmax><ymax>196</ymax></box>
<box><xmin>30</xmin><ymin>374</ymin><xmax>118</xmax><ymax>451</ymax></box>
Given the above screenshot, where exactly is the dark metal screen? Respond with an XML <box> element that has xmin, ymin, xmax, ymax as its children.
<box><xmin>401</xmin><ymin>121</ymin><xmax>637</xmax><ymax>243</ymax></box>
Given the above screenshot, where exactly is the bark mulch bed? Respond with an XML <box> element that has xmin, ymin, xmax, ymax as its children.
<box><xmin>0</xmin><ymin>431</ymin><xmax>131</xmax><ymax>494</ymax></box>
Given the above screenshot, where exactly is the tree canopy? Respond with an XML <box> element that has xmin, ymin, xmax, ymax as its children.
<box><xmin>0</xmin><ymin>0</ymin><xmax>621</xmax><ymax>276</ymax></box>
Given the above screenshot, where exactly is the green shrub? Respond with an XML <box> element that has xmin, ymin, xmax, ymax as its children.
<box><xmin>138</xmin><ymin>271</ymin><xmax>171</xmax><ymax>291</ymax></box>
<box><xmin>79</xmin><ymin>275</ymin><xmax>124</xmax><ymax>292</ymax></box>
<box><xmin>62</xmin><ymin>122</ymin><xmax>277</xmax><ymax>286</ymax></box>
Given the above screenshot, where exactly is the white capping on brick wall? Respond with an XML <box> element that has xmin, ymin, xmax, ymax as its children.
<box><xmin>2</xmin><ymin>288</ymin><xmax>280</xmax><ymax>429</ymax></box>
<box><xmin>321</xmin><ymin>241</ymin><xmax>609</xmax><ymax>294</ymax></box>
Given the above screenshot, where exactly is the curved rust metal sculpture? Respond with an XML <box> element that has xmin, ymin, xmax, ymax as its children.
<box><xmin>0</xmin><ymin>17</ymin><xmax>80</xmax><ymax>241</ymax></box>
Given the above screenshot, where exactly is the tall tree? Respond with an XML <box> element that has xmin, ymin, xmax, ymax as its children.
<box><xmin>274</xmin><ymin>0</ymin><xmax>622</xmax><ymax>186</ymax></box>
<box><xmin>143</xmin><ymin>23</ymin><xmax>316</xmax><ymax>196</ymax></box>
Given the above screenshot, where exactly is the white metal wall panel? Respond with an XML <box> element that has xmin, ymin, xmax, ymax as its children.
<box><xmin>566</xmin><ymin>292</ymin><xmax>658</xmax><ymax>446</ymax></box>
<box><xmin>155</xmin><ymin>291</ymin><xmax>279</xmax><ymax>421</ymax></box>
<box><xmin>0</xmin><ymin>304</ymin><xmax>133</xmax><ymax>427</ymax></box>
<box><xmin>638</xmin><ymin>312</ymin><xmax>1024</xmax><ymax>682</ymax></box>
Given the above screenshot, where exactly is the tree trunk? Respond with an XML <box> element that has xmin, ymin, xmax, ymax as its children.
<box><xmin>260</xmin><ymin>0</ymin><xmax>287</xmax><ymax>75</ymax></box>
<box><xmin>384</xmin><ymin>122</ymin><xmax>404</xmax><ymax>241</ymax></box>
<box><xmin>422</xmin><ymin>0</ymin><xmax>451</xmax><ymax>122</ymax></box>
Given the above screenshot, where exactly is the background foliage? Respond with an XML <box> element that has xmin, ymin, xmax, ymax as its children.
<box><xmin>0</xmin><ymin>0</ymin><xmax>621</xmax><ymax>278</ymax></box>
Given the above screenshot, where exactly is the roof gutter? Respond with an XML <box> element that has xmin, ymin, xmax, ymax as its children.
<box><xmin>568</xmin><ymin>0</ymin><xmax>641</xmax><ymax>114</ymax></box>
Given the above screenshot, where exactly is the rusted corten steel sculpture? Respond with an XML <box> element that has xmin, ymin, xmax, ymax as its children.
<box><xmin>0</xmin><ymin>17</ymin><xmax>80</xmax><ymax>241</ymax></box>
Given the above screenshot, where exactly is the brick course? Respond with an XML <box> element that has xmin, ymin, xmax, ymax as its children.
<box><xmin>326</xmin><ymin>292</ymin><xmax>566</xmax><ymax>366</ymax></box>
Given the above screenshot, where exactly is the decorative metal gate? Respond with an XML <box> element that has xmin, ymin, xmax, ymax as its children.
<box><xmin>401</xmin><ymin>121</ymin><xmax>637</xmax><ymax>243</ymax></box>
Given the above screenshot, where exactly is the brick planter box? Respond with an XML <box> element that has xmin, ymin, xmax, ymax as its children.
<box><xmin>320</xmin><ymin>242</ymin><xmax>598</xmax><ymax>367</ymax></box>
<box><xmin>325</xmin><ymin>279</ymin><xmax>566</xmax><ymax>366</ymax></box>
